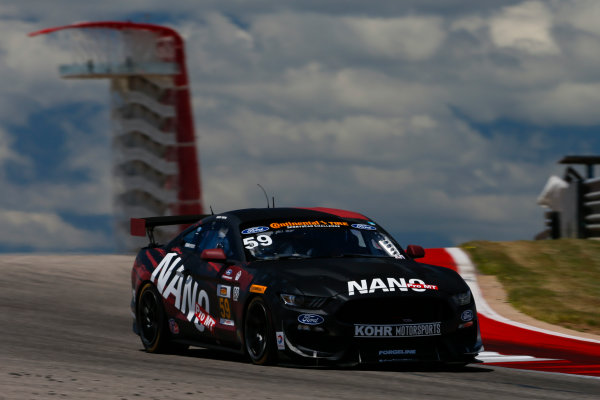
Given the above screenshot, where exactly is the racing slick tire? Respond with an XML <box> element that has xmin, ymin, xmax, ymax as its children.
<box><xmin>244</xmin><ymin>296</ymin><xmax>277</xmax><ymax>365</ymax></box>
<box><xmin>136</xmin><ymin>283</ymin><xmax>187</xmax><ymax>354</ymax></box>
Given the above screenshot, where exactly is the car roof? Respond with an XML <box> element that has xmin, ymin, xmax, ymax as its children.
<box><xmin>221</xmin><ymin>207</ymin><xmax>369</xmax><ymax>223</ymax></box>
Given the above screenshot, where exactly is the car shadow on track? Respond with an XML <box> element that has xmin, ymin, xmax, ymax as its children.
<box><xmin>149</xmin><ymin>347</ymin><xmax>494</xmax><ymax>373</ymax></box>
<box><xmin>169</xmin><ymin>347</ymin><xmax>249</xmax><ymax>363</ymax></box>
<box><xmin>354</xmin><ymin>363</ymin><xmax>494</xmax><ymax>373</ymax></box>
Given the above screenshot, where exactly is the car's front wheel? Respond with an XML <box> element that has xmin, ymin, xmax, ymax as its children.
<box><xmin>244</xmin><ymin>297</ymin><xmax>277</xmax><ymax>365</ymax></box>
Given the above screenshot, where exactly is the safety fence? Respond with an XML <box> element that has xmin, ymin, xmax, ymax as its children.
<box><xmin>539</xmin><ymin>161</ymin><xmax>600</xmax><ymax>239</ymax></box>
<box><xmin>583</xmin><ymin>178</ymin><xmax>600</xmax><ymax>238</ymax></box>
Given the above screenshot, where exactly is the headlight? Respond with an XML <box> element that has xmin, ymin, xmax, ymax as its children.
<box><xmin>280</xmin><ymin>294</ymin><xmax>301</xmax><ymax>306</ymax></box>
<box><xmin>280</xmin><ymin>293</ymin><xmax>328</xmax><ymax>309</ymax></box>
<box><xmin>451</xmin><ymin>290</ymin><xmax>471</xmax><ymax>306</ymax></box>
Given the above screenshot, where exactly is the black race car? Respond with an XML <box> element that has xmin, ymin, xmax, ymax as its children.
<box><xmin>130</xmin><ymin>207</ymin><xmax>482</xmax><ymax>365</ymax></box>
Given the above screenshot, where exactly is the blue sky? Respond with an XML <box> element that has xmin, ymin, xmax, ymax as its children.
<box><xmin>1</xmin><ymin>0</ymin><xmax>599</xmax><ymax>252</ymax></box>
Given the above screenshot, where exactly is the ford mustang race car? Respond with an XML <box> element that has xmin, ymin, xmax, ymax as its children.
<box><xmin>130</xmin><ymin>207</ymin><xmax>482</xmax><ymax>365</ymax></box>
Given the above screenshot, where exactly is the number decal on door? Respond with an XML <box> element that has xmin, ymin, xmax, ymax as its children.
<box><xmin>219</xmin><ymin>297</ymin><xmax>231</xmax><ymax>319</ymax></box>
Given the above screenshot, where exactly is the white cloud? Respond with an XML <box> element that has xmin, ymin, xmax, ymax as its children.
<box><xmin>555</xmin><ymin>0</ymin><xmax>600</xmax><ymax>36</ymax></box>
<box><xmin>2</xmin><ymin>1</ymin><xmax>600</xmax><ymax>251</ymax></box>
<box><xmin>0</xmin><ymin>19</ymin><xmax>108</xmax><ymax>127</ymax></box>
<box><xmin>0</xmin><ymin>19</ymin><xmax>113</xmax><ymax>250</ymax></box>
<box><xmin>0</xmin><ymin>126</ymin><xmax>30</xmax><ymax>174</ymax></box>
<box><xmin>0</xmin><ymin>210</ymin><xmax>109</xmax><ymax>250</ymax></box>
<box><xmin>514</xmin><ymin>82</ymin><xmax>600</xmax><ymax>125</ymax></box>
<box><xmin>450</xmin><ymin>16</ymin><xmax>487</xmax><ymax>34</ymax></box>
<box><xmin>343</xmin><ymin>15</ymin><xmax>445</xmax><ymax>61</ymax></box>
<box><xmin>248</xmin><ymin>13</ymin><xmax>445</xmax><ymax>63</ymax></box>
<box><xmin>199</xmin><ymin>107</ymin><xmax>553</xmax><ymax>244</ymax></box>
<box><xmin>490</xmin><ymin>1</ymin><xmax>559</xmax><ymax>55</ymax></box>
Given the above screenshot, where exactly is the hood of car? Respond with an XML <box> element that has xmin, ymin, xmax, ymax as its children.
<box><xmin>252</xmin><ymin>257</ymin><xmax>468</xmax><ymax>298</ymax></box>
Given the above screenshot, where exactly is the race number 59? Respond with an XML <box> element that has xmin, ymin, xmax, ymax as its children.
<box><xmin>219</xmin><ymin>297</ymin><xmax>231</xmax><ymax>319</ymax></box>
<box><xmin>243</xmin><ymin>234</ymin><xmax>273</xmax><ymax>249</ymax></box>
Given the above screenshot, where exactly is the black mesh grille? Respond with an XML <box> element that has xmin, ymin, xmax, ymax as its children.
<box><xmin>304</xmin><ymin>296</ymin><xmax>328</xmax><ymax>309</ymax></box>
<box><xmin>335</xmin><ymin>296</ymin><xmax>451</xmax><ymax>324</ymax></box>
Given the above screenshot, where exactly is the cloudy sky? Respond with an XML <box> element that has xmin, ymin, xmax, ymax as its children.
<box><xmin>1</xmin><ymin>0</ymin><xmax>600</xmax><ymax>252</ymax></box>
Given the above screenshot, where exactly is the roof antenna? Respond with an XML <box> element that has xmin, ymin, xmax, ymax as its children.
<box><xmin>272</xmin><ymin>196</ymin><xmax>275</xmax><ymax>208</ymax></box>
<box><xmin>209</xmin><ymin>205</ymin><xmax>214</xmax><ymax>215</ymax></box>
<box><xmin>257</xmin><ymin>184</ymin><xmax>269</xmax><ymax>208</ymax></box>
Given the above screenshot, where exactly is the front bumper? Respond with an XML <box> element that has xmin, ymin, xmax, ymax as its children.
<box><xmin>274</xmin><ymin>294</ymin><xmax>482</xmax><ymax>364</ymax></box>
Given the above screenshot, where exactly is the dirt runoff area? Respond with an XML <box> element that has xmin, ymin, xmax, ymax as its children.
<box><xmin>477</xmin><ymin>273</ymin><xmax>600</xmax><ymax>341</ymax></box>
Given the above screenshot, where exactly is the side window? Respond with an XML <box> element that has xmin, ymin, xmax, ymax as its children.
<box><xmin>182</xmin><ymin>225</ymin><xmax>204</xmax><ymax>250</ymax></box>
<box><xmin>182</xmin><ymin>221</ymin><xmax>239</xmax><ymax>259</ymax></box>
<box><xmin>202</xmin><ymin>224</ymin><xmax>237</xmax><ymax>259</ymax></box>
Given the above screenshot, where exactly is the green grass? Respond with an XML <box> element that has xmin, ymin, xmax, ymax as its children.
<box><xmin>461</xmin><ymin>239</ymin><xmax>600</xmax><ymax>335</ymax></box>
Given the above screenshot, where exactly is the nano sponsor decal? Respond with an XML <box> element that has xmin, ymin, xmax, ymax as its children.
<box><xmin>194</xmin><ymin>304</ymin><xmax>216</xmax><ymax>333</ymax></box>
<box><xmin>235</xmin><ymin>271</ymin><xmax>242</xmax><ymax>281</ymax></box>
<box><xmin>220</xmin><ymin>318</ymin><xmax>235</xmax><ymax>326</ymax></box>
<box><xmin>347</xmin><ymin>277</ymin><xmax>438</xmax><ymax>296</ymax></box>
<box><xmin>351</xmin><ymin>223</ymin><xmax>376</xmax><ymax>230</ymax></box>
<box><xmin>249</xmin><ymin>284</ymin><xmax>267</xmax><ymax>294</ymax></box>
<box><xmin>151</xmin><ymin>253</ymin><xmax>211</xmax><ymax>332</ymax></box>
<box><xmin>276</xmin><ymin>331</ymin><xmax>285</xmax><ymax>350</ymax></box>
<box><xmin>354</xmin><ymin>322</ymin><xmax>441</xmax><ymax>338</ymax></box>
<box><xmin>168</xmin><ymin>319</ymin><xmax>180</xmax><ymax>334</ymax></box>
<box><xmin>184</xmin><ymin>243</ymin><xmax>196</xmax><ymax>249</ymax></box>
<box><xmin>233</xmin><ymin>286</ymin><xmax>240</xmax><ymax>302</ymax></box>
<box><xmin>216</xmin><ymin>215</ymin><xmax>227</xmax><ymax>219</ymax></box>
<box><xmin>269</xmin><ymin>221</ymin><xmax>349</xmax><ymax>229</ymax></box>
<box><xmin>297</xmin><ymin>314</ymin><xmax>324</xmax><ymax>325</ymax></box>
<box><xmin>241</xmin><ymin>226</ymin><xmax>269</xmax><ymax>235</ymax></box>
<box><xmin>217</xmin><ymin>284</ymin><xmax>231</xmax><ymax>298</ymax></box>
<box><xmin>461</xmin><ymin>310</ymin><xmax>474</xmax><ymax>322</ymax></box>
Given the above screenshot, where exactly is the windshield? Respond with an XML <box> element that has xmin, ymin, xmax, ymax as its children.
<box><xmin>240</xmin><ymin>220</ymin><xmax>407</xmax><ymax>261</ymax></box>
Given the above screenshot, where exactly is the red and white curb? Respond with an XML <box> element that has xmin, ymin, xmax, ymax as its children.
<box><xmin>476</xmin><ymin>351</ymin><xmax>556</xmax><ymax>363</ymax></box>
<box><xmin>437</xmin><ymin>247</ymin><xmax>600</xmax><ymax>377</ymax></box>
<box><xmin>446</xmin><ymin>247</ymin><xmax>600</xmax><ymax>345</ymax></box>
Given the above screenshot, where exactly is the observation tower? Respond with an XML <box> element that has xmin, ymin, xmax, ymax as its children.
<box><xmin>29</xmin><ymin>22</ymin><xmax>203</xmax><ymax>250</ymax></box>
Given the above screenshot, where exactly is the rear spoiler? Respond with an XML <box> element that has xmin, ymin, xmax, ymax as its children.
<box><xmin>130</xmin><ymin>214</ymin><xmax>209</xmax><ymax>246</ymax></box>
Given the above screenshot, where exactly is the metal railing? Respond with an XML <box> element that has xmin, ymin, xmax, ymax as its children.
<box><xmin>539</xmin><ymin>156</ymin><xmax>600</xmax><ymax>239</ymax></box>
<box><xmin>583</xmin><ymin>178</ymin><xmax>600</xmax><ymax>238</ymax></box>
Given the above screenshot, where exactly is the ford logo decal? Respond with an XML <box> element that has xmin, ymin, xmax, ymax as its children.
<box><xmin>297</xmin><ymin>314</ymin><xmax>324</xmax><ymax>325</ymax></box>
<box><xmin>351</xmin><ymin>224</ymin><xmax>376</xmax><ymax>230</ymax></box>
<box><xmin>241</xmin><ymin>226</ymin><xmax>269</xmax><ymax>235</ymax></box>
<box><xmin>461</xmin><ymin>310</ymin><xmax>473</xmax><ymax>322</ymax></box>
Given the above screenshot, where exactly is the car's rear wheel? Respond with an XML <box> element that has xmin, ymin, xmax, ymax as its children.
<box><xmin>244</xmin><ymin>297</ymin><xmax>277</xmax><ymax>365</ymax></box>
<box><xmin>137</xmin><ymin>282</ymin><xmax>169</xmax><ymax>353</ymax></box>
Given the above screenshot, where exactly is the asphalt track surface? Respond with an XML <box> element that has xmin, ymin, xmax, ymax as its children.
<box><xmin>1</xmin><ymin>255</ymin><xmax>599</xmax><ymax>399</ymax></box>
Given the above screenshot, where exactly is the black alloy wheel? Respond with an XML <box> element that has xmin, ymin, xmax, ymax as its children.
<box><xmin>137</xmin><ymin>283</ymin><xmax>167</xmax><ymax>353</ymax></box>
<box><xmin>244</xmin><ymin>297</ymin><xmax>276</xmax><ymax>365</ymax></box>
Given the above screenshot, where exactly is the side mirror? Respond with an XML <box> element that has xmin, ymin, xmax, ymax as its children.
<box><xmin>406</xmin><ymin>245</ymin><xmax>425</xmax><ymax>259</ymax></box>
<box><xmin>200</xmin><ymin>248</ymin><xmax>227</xmax><ymax>262</ymax></box>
